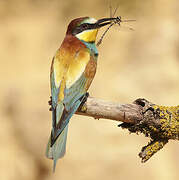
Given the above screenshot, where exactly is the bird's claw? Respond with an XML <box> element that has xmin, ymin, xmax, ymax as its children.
<box><xmin>48</xmin><ymin>96</ymin><xmax>53</xmax><ymax>111</ymax></box>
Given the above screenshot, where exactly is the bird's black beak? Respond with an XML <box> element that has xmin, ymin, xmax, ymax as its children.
<box><xmin>96</xmin><ymin>17</ymin><xmax>121</xmax><ymax>28</ymax></box>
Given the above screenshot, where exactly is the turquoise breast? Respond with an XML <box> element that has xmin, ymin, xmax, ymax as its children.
<box><xmin>82</xmin><ymin>41</ymin><xmax>98</xmax><ymax>59</ymax></box>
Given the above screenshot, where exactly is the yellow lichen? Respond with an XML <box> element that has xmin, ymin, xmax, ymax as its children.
<box><xmin>122</xmin><ymin>101</ymin><xmax>179</xmax><ymax>162</ymax></box>
<box><xmin>152</xmin><ymin>105</ymin><xmax>179</xmax><ymax>140</ymax></box>
<box><xmin>80</xmin><ymin>104</ymin><xmax>87</xmax><ymax>112</ymax></box>
<box><xmin>140</xmin><ymin>139</ymin><xmax>168</xmax><ymax>163</ymax></box>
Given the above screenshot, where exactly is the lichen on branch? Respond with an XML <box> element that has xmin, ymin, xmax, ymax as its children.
<box><xmin>76</xmin><ymin>97</ymin><xmax>179</xmax><ymax>162</ymax></box>
<box><xmin>116</xmin><ymin>98</ymin><xmax>179</xmax><ymax>162</ymax></box>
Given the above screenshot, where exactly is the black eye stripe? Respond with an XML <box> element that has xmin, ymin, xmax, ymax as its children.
<box><xmin>72</xmin><ymin>23</ymin><xmax>96</xmax><ymax>35</ymax></box>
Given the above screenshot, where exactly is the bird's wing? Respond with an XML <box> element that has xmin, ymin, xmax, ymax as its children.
<box><xmin>50</xmin><ymin>46</ymin><xmax>96</xmax><ymax>144</ymax></box>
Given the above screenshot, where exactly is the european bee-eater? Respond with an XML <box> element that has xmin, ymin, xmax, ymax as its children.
<box><xmin>46</xmin><ymin>16</ymin><xmax>118</xmax><ymax>171</ymax></box>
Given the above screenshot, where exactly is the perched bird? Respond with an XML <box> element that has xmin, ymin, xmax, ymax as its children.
<box><xmin>46</xmin><ymin>16</ymin><xmax>118</xmax><ymax>171</ymax></box>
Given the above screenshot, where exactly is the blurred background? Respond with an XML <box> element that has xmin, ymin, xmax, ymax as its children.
<box><xmin>0</xmin><ymin>0</ymin><xmax>179</xmax><ymax>179</ymax></box>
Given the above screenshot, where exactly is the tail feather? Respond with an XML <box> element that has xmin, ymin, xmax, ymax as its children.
<box><xmin>46</xmin><ymin>94</ymin><xmax>86</xmax><ymax>171</ymax></box>
<box><xmin>46</xmin><ymin>125</ymin><xmax>68</xmax><ymax>172</ymax></box>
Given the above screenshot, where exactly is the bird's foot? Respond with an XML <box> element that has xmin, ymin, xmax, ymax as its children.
<box><xmin>48</xmin><ymin>96</ymin><xmax>53</xmax><ymax>111</ymax></box>
<box><xmin>78</xmin><ymin>92</ymin><xmax>89</xmax><ymax>111</ymax></box>
<box><xmin>81</xmin><ymin>92</ymin><xmax>89</xmax><ymax>104</ymax></box>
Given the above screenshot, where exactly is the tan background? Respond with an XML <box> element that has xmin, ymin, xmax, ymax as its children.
<box><xmin>0</xmin><ymin>0</ymin><xmax>179</xmax><ymax>179</ymax></box>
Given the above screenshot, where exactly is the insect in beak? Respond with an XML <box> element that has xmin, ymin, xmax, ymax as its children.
<box><xmin>96</xmin><ymin>16</ymin><xmax>136</xmax><ymax>46</ymax></box>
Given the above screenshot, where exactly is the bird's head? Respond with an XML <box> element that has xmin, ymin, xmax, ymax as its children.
<box><xmin>66</xmin><ymin>17</ymin><xmax>117</xmax><ymax>43</ymax></box>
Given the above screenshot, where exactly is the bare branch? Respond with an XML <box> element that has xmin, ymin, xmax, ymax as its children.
<box><xmin>76</xmin><ymin>96</ymin><xmax>143</xmax><ymax>123</ymax></box>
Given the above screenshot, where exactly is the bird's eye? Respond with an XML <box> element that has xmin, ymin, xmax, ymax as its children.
<box><xmin>81</xmin><ymin>23</ymin><xmax>88</xmax><ymax>29</ymax></box>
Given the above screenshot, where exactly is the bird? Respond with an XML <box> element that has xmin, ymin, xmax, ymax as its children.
<box><xmin>46</xmin><ymin>16</ymin><xmax>118</xmax><ymax>172</ymax></box>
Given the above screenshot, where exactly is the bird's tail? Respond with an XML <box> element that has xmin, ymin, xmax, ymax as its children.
<box><xmin>46</xmin><ymin>124</ymin><xmax>68</xmax><ymax>172</ymax></box>
<box><xmin>46</xmin><ymin>94</ymin><xmax>86</xmax><ymax>172</ymax></box>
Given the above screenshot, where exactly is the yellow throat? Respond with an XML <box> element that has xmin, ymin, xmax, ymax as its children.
<box><xmin>76</xmin><ymin>29</ymin><xmax>98</xmax><ymax>42</ymax></box>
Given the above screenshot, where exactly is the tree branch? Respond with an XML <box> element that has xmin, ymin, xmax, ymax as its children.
<box><xmin>76</xmin><ymin>96</ymin><xmax>179</xmax><ymax>163</ymax></box>
<box><xmin>76</xmin><ymin>96</ymin><xmax>143</xmax><ymax>123</ymax></box>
